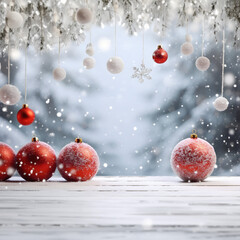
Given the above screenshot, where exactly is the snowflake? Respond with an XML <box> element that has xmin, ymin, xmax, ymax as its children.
<box><xmin>132</xmin><ymin>63</ymin><xmax>152</xmax><ymax>83</ymax></box>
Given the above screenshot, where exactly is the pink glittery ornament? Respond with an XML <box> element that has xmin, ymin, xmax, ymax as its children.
<box><xmin>171</xmin><ymin>131</ymin><xmax>216</xmax><ymax>182</ymax></box>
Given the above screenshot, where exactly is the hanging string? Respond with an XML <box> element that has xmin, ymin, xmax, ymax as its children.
<box><xmin>8</xmin><ymin>30</ymin><xmax>10</xmax><ymax>85</ymax></box>
<box><xmin>142</xmin><ymin>29</ymin><xmax>144</xmax><ymax>64</ymax></box>
<box><xmin>58</xmin><ymin>34</ymin><xmax>61</xmax><ymax>66</ymax></box>
<box><xmin>220</xmin><ymin>0</ymin><xmax>226</xmax><ymax>97</ymax></box>
<box><xmin>89</xmin><ymin>29</ymin><xmax>92</xmax><ymax>44</ymax></box>
<box><xmin>114</xmin><ymin>6</ymin><xmax>117</xmax><ymax>56</ymax></box>
<box><xmin>186</xmin><ymin>17</ymin><xmax>189</xmax><ymax>35</ymax></box>
<box><xmin>201</xmin><ymin>14</ymin><xmax>205</xmax><ymax>56</ymax></box>
<box><xmin>221</xmin><ymin>16</ymin><xmax>225</xmax><ymax>97</ymax></box>
<box><xmin>24</xmin><ymin>44</ymin><xmax>27</xmax><ymax>103</ymax></box>
<box><xmin>8</xmin><ymin>1</ymin><xmax>12</xmax><ymax>84</ymax></box>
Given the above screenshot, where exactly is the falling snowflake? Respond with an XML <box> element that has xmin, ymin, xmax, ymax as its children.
<box><xmin>132</xmin><ymin>63</ymin><xmax>152</xmax><ymax>83</ymax></box>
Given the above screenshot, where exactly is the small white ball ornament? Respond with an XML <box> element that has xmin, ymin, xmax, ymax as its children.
<box><xmin>83</xmin><ymin>57</ymin><xmax>95</xmax><ymax>69</ymax></box>
<box><xmin>53</xmin><ymin>67</ymin><xmax>66</xmax><ymax>81</ymax></box>
<box><xmin>181</xmin><ymin>42</ymin><xmax>194</xmax><ymax>56</ymax></box>
<box><xmin>185</xmin><ymin>34</ymin><xmax>192</xmax><ymax>42</ymax></box>
<box><xmin>86</xmin><ymin>43</ymin><xmax>94</xmax><ymax>56</ymax></box>
<box><xmin>213</xmin><ymin>96</ymin><xmax>229</xmax><ymax>112</ymax></box>
<box><xmin>76</xmin><ymin>8</ymin><xmax>93</xmax><ymax>24</ymax></box>
<box><xmin>195</xmin><ymin>56</ymin><xmax>210</xmax><ymax>71</ymax></box>
<box><xmin>107</xmin><ymin>57</ymin><xmax>124</xmax><ymax>74</ymax></box>
<box><xmin>6</xmin><ymin>11</ymin><xmax>24</xmax><ymax>29</ymax></box>
<box><xmin>0</xmin><ymin>84</ymin><xmax>21</xmax><ymax>105</ymax></box>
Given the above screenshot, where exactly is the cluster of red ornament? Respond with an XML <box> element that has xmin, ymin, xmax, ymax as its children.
<box><xmin>1</xmin><ymin>130</ymin><xmax>216</xmax><ymax>183</ymax></box>
<box><xmin>0</xmin><ymin>137</ymin><xmax>99</xmax><ymax>182</ymax></box>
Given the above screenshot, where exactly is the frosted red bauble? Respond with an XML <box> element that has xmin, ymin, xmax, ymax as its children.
<box><xmin>16</xmin><ymin>137</ymin><xmax>56</xmax><ymax>181</ymax></box>
<box><xmin>152</xmin><ymin>45</ymin><xmax>168</xmax><ymax>64</ymax></box>
<box><xmin>171</xmin><ymin>134</ymin><xmax>216</xmax><ymax>182</ymax></box>
<box><xmin>17</xmin><ymin>104</ymin><xmax>35</xmax><ymax>125</ymax></box>
<box><xmin>0</xmin><ymin>142</ymin><xmax>15</xmax><ymax>181</ymax></box>
<box><xmin>57</xmin><ymin>138</ymin><xmax>99</xmax><ymax>181</ymax></box>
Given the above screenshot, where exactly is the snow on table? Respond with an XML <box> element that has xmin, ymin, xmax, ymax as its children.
<box><xmin>0</xmin><ymin>176</ymin><xmax>240</xmax><ymax>240</ymax></box>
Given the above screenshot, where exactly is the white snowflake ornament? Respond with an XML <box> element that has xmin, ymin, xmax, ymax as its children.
<box><xmin>0</xmin><ymin>84</ymin><xmax>21</xmax><ymax>105</ymax></box>
<box><xmin>132</xmin><ymin>63</ymin><xmax>152</xmax><ymax>83</ymax></box>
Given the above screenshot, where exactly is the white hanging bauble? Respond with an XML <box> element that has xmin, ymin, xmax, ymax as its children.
<box><xmin>6</xmin><ymin>11</ymin><xmax>24</xmax><ymax>29</ymax></box>
<box><xmin>107</xmin><ymin>57</ymin><xmax>124</xmax><ymax>74</ymax></box>
<box><xmin>181</xmin><ymin>42</ymin><xmax>194</xmax><ymax>56</ymax></box>
<box><xmin>0</xmin><ymin>84</ymin><xmax>21</xmax><ymax>105</ymax></box>
<box><xmin>83</xmin><ymin>57</ymin><xmax>95</xmax><ymax>69</ymax></box>
<box><xmin>185</xmin><ymin>34</ymin><xmax>192</xmax><ymax>42</ymax></box>
<box><xmin>76</xmin><ymin>8</ymin><xmax>93</xmax><ymax>24</ymax></box>
<box><xmin>195</xmin><ymin>56</ymin><xmax>210</xmax><ymax>71</ymax></box>
<box><xmin>53</xmin><ymin>67</ymin><xmax>66</xmax><ymax>81</ymax></box>
<box><xmin>86</xmin><ymin>43</ymin><xmax>94</xmax><ymax>56</ymax></box>
<box><xmin>213</xmin><ymin>96</ymin><xmax>229</xmax><ymax>112</ymax></box>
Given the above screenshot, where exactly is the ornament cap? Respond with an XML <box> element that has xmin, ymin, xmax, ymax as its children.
<box><xmin>32</xmin><ymin>136</ymin><xmax>39</xmax><ymax>142</ymax></box>
<box><xmin>157</xmin><ymin>45</ymin><xmax>162</xmax><ymax>49</ymax></box>
<box><xmin>190</xmin><ymin>129</ymin><xmax>198</xmax><ymax>139</ymax></box>
<box><xmin>75</xmin><ymin>138</ymin><xmax>83</xmax><ymax>143</ymax></box>
<box><xmin>22</xmin><ymin>104</ymin><xmax>28</xmax><ymax>108</ymax></box>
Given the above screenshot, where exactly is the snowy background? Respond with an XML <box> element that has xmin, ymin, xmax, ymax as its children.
<box><xmin>0</xmin><ymin>20</ymin><xmax>239</xmax><ymax>176</ymax></box>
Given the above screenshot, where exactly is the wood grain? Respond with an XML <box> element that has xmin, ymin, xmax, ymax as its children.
<box><xmin>0</xmin><ymin>176</ymin><xmax>240</xmax><ymax>240</ymax></box>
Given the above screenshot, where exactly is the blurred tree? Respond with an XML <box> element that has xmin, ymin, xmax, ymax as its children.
<box><xmin>141</xmin><ymin>31</ymin><xmax>240</xmax><ymax>176</ymax></box>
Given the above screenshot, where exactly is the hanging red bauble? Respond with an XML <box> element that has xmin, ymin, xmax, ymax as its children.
<box><xmin>57</xmin><ymin>138</ymin><xmax>99</xmax><ymax>181</ymax></box>
<box><xmin>17</xmin><ymin>104</ymin><xmax>35</xmax><ymax>125</ymax></box>
<box><xmin>152</xmin><ymin>45</ymin><xmax>168</xmax><ymax>64</ymax></box>
<box><xmin>16</xmin><ymin>137</ymin><xmax>56</xmax><ymax>181</ymax></box>
<box><xmin>171</xmin><ymin>131</ymin><xmax>216</xmax><ymax>182</ymax></box>
<box><xmin>0</xmin><ymin>142</ymin><xmax>15</xmax><ymax>181</ymax></box>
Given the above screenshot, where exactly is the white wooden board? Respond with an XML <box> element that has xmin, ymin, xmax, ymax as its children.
<box><xmin>0</xmin><ymin>176</ymin><xmax>240</xmax><ymax>240</ymax></box>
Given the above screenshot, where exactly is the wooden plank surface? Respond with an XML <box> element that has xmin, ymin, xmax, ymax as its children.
<box><xmin>0</xmin><ymin>176</ymin><xmax>240</xmax><ymax>240</ymax></box>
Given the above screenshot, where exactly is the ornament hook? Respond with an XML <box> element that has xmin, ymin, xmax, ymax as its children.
<box><xmin>32</xmin><ymin>136</ymin><xmax>39</xmax><ymax>142</ymax></box>
<box><xmin>190</xmin><ymin>129</ymin><xmax>198</xmax><ymax>139</ymax></box>
<box><xmin>75</xmin><ymin>138</ymin><xmax>83</xmax><ymax>143</ymax></box>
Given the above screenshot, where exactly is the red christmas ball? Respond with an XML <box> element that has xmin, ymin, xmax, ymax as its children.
<box><xmin>17</xmin><ymin>104</ymin><xmax>35</xmax><ymax>125</ymax></box>
<box><xmin>0</xmin><ymin>142</ymin><xmax>15</xmax><ymax>181</ymax></box>
<box><xmin>57</xmin><ymin>138</ymin><xmax>99</xmax><ymax>181</ymax></box>
<box><xmin>16</xmin><ymin>137</ymin><xmax>56</xmax><ymax>181</ymax></box>
<box><xmin>152</xmin><ymin>45</ymin><xmax>168</xmax><ymax>64</ymax></box>
<box><xmin>171</xmin><ymin>131</ymin><xmax>216</xmax><ymax>182</ymax></box>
